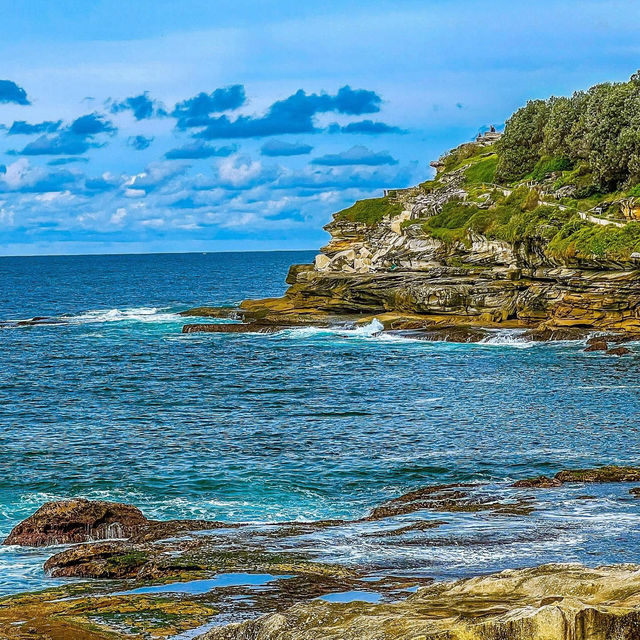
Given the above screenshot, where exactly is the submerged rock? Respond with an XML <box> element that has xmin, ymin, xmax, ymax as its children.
<box><xmin>584</xmin><ymin>339</ymin><xmax>609</xmax><ymax>352</ymax></box>
<box><xmin>3</xmin><ymin>499</ymin><xmax>149</xmax><ymax>546</ymax></box>
<box><xmin>203</xmin><ymin>563</ymin><xmax>640</xmax><ymax>640</ymax></box>
<box><xmin>364</xmin><ymin>483</ymin><xmax>534</xmax><ymax>520</ymax></box>
<box><xmin>607</xmin><ymin>346</ymin><xmax>632</xmax><ymax>356</ymax></box>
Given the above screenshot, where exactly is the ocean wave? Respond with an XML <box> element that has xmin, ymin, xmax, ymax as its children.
<box><xmin>478</xmin><ymin>330</ymin><xmax>535</xmax><ymax>348</ymax></box>
<box><xmin>68</xmin><ymin>306</ymin><xmax>184</xmax><ymax>324</ymax></box>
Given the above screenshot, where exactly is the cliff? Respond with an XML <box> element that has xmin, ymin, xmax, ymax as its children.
<box><xmin>184</xmin><ymin>141</ymin><xmax>640</xmax><ymax>338</ymax></box>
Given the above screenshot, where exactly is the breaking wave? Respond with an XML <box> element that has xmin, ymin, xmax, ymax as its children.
<box><xmin>68</xmin><ymin>307</ymin><xmax>184</xmax><ymax>324</ymax></box>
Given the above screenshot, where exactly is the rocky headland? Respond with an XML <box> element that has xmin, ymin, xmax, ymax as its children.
<box><xmin>183</xmin><ymin>76</ymin><xmax>640</xmax><ymax>346</ymax></box>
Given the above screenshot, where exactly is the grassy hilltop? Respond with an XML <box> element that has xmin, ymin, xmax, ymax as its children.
<box><xmin>337</xmin><ymin>71</ymin><xmax>640</xmax><ymax>262</ymax></box>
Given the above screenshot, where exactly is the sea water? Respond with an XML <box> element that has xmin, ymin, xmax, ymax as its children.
<box><xmin>1</xmin><ymin>251</ymin><xmax>640</xmax><ymax>595</ymax></box>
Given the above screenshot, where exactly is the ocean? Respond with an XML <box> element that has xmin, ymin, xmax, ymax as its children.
<box><xmin>1</xmin><ymin>251</ymin><xmax>640</xmax><ymax>595</ymax></box>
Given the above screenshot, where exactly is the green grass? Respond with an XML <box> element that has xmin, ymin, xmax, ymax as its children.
<box><xmin>548</xmin><ymin>219</ymin><xmax>640</xmax><ymax>259</ymax></box>
<box><xmin>420</xmin><ymin>186</ymin><xmax>640</xmax><ymax>261</ymax></box>
<box><xmin>335</xmin><ymin>196</ymin><xmax>404</xmax><ymax>225</ymax></box>
<box><xmin>464</xmin><ymin>154</ymin><xmax>498</xmax><ymax>185</ymax></box>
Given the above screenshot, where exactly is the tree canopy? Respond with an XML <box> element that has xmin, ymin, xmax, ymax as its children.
<box><xmin>495</xmin><ymin>71</ymin><xmax>640</xmax><ymax>191</ymax></box>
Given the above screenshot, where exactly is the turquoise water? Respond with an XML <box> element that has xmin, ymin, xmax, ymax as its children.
<box><xmin>1</xmin><ymin>251</ymin><xmax>640</xmax><ymax>595</ymax></box>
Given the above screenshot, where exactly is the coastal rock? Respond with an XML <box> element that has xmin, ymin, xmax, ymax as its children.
<box><xmin>514</xmin><ymin>465</ymin><xmax>640</xmax><ymax>488</ymax></box>
<box><xmin>43</xmin><ymin>541</ymin><xmax>151</xmax><ymax>578</ymax></box>
<box><xmin>3</xmin><ymin>499</ymin><xmax>231</xmax><ymax>547</ymax></box>
<box><xmin>204</xmin><ymin>563</ymin><xmax>640</xmax><ymax>640</ymax></box>
<box><xmin>584</xmin><ymin>339</ymin><xmax>609</xmax><ymax>352</ymax></box>
<box><xmin>3</xmin><ymin>499</ymin><xmax>149</xmax><ymax>547</ymax></box>
<box><xmin>607</xmin><ymin>346</ymin><xmax>632</xmax><ymax>356</ymax></box>
<box><xmin>365</xmin><ymin>483</ymin><xmax>533</xmax><ymax>519</ymax></box>
<box><xmin>182</xmin><ymin>323</ymin><xmax>286</xmax><ymax>334</ymax></box>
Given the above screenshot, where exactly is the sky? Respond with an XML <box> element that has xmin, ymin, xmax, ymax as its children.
<box><xmin>0</xmin><ymin>0</ymin><xmax>639</xmax><ymax>256</ymax></box>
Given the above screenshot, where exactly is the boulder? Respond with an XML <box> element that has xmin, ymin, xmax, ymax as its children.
<box><xmin>3</xmin><ymin>499</ymin><xmax>149</xmax><ymax>547</ymax></box>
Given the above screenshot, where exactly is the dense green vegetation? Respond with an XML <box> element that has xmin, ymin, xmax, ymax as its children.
<box><xmin>335</xmin><ymin>196</ymin><xmax>403</xmax><ymax>225</ymax></box>
<box><xmin>421</xmin><ymin>187</ymin><xmax>640</xmax><ymax>259</ymax></box>
<box><xmin>495</xmin><ymin>71</ymin><xmax>640</xmax><ymax>190</ymax></box>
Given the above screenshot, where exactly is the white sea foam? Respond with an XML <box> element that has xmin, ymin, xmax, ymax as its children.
<box><xmin>478</xmin><ymin>330</ymin><xmax>534</xmax><ymax>348</ymax></box>
<box><xmin>69</xmin><ymin>307</ymin><xmax>183</xmax><ymax>324</ymax></box>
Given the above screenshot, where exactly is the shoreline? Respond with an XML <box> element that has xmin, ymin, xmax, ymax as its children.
<box><xmin>3</xmin><ymin>466</ymin><xmax>640</xmax><ymax>639</ymax></box>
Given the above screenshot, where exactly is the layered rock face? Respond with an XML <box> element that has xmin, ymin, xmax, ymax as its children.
<box><xmin>248</xmin><ymin>215</ymin><xmax>640</xmax><ymax>332</ymax></box>
<box><xmin>205</xmin><ymin>564</ymin><xmax>640</xmax><ymax>640</ymax></box>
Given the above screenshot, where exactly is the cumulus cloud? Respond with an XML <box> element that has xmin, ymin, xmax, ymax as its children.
<box><xmin>128</xmin><ymin>135</ymin><xmax>154</xmax><ymax>150</ymax></box>
<box><xmin>0</xmin><ymin>159</ymin><xmax>78</xmax><ymax>193</ymax></box>
<box><xmin>339</xmin><ymin>120</ymin><xmax>405</xmax><ymax>134</ymax></box>
<box><xmin>17</xmin><ymin>132</ymin><xmax>98</xmax><ymax>156</ymax></box>
<box><xmin>194</xmin><ymin>85</ymin><xmax>382</xmax><ymax>139</ymax></box>
<box><xmin>8</xmin><ymin>120</ymin><xmax>62</xmax><ymax>135</ymax></box>
<box><xmin>0</xmin><ymin>80</ymin><xmax>30</xmax><ymax>105</ymax></box>
<box><xmin>164</xmin><ymin>141</ymin><xmax>237</xmax><ymax>159</ymax></box>
<box><xmin>261</xmin><ymin>140</ymin><xmax>313</xmax><ymax>156</ymax></box>
<box><xmin>311</xmin><ymin>145</ymin><xmax>397</xmax><ymax>166</ymax></box>
<box><xmin>111</xmin><ymin>92</ymin><xmax>167</xmax><ymax>120</ymax></box>
<box><xmin>173</xmin><ymin>85</ymin><xmax>246</xmax><ymax>128</ymax></box>
<box><xmin>11</xmin><ymin>113</ymin><xmax>116</xmax><ymax>156</ymax></box>
<box><xmin>70</xmin><ymin>113</ymin><xmax>116</xmax><ymax>136</ymax></box>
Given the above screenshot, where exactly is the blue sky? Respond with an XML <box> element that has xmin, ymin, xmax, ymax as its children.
<box><xmin>0</xmin><ymin>0</ymin><xmax>639</xmax><ymax>255</ymax></box>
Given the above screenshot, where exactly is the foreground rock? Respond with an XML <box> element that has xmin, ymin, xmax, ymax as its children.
<box><xmin>205</xmin><ymin>563</ymin><xmax>640</xmax><ymax>640</ymax></box>
<box><xmin>3</xmin><ymin>499</ymin><xmax>149</xmax><ymax>546</ymax></box>
<box><xmin>514</xmin><ymin>465</ymin><xmax>640</xmax><ymax>488</ymax></box>
<box><xmin>3</xmin><ymin>499</ymin><xmax>231</xmax><ymax>546</ymax></box>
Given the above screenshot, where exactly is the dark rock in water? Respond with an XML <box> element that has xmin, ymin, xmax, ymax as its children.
<box><xmin>523</xmin><ymin>327</ymin><xmax>591</xmax><ymax>342</ymax></box>
<box><xmin>3</xmin><ymin>499</ymin><xmax>149</xmax><ymax>547</ymax></box>
<box><xmin>4</xmin><ymin>498</ymin><xmax>237</xmax><ymax>547</ymax></box>
<box><xmin>607</xmin><ymin>346</ymin><xmax>632</xmax><ymax>356</ymax></box>
<box><xmin>364</xmin><ymin>483</ymin><xmax>533</xmax><ymax>520</ymax></box>
<box><xmin>514</xmin><ymin>465</ymin><xmax>640</xmax><ymax>489</ymax></box>
<box><xmin>130</xmin><ymin>518</ymin><xmax>234</xmax><ymax>543</ymax></box>
<box><xmin>399</xmin><ymin>326</ymin><xmax>489</xmax><ymax>343</ymax></box>
<box><xmin>182</xmin><ymin>323</ymin><xmax>287</xmax><ymax>334</ymax></box>
<box><xmin>44</xmin><ymin>541</ymin><xmax>150</xmax><ymax>578</ymax></box>
<box><xmin>584</xmin><ymin>339</ymin><xmax>608</xmax><ymax>352</ymax></box>
<box><xmin>513</xmin><ymin>475</ymin><xmax>562</xmax><ymax>488</ymax></box>
<box><xmin>555</xmin><ymin>466</ymin><xmax>640</xmax><ymax>483</ymax></box>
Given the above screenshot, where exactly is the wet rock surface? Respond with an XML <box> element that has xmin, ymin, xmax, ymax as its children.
<box><xmin>204</xmin><ymin>564</ymin><xmax>640</xmax><ymax>640</ymax></box>
<box><xmin>514</xmin><ymin>465</ymin><xmax>640</xmax><ymax>488</ymax></box>
<box><xmin>4</xmin><ymin>487</ymin><xmax>640</xmax><ymax>638</ymax></box>
<box><xmin>3</xmin><ymin>499</ymin><xmax>149</xmax><ymax>547</ymax></box>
